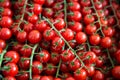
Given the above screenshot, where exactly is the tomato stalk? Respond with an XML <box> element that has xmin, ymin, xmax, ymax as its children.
<box><xmin>109</xmin><ymin>0</ymin><xmax>120</xmax><ymax>28</ymax></box>
<box><xmin>91</xmin><ymin>0</ymin><xmax>114</xmax><ymax>68</ymax></box>
<box><xmin>43</xmin><ymin>17</ymin><xmax>87</xmax><ymax>69</ymax></box>
<box><xmin>64</xmin><ymin>0</ymin><xmax>68</xmax><ymax>28</ymax></box>
<box><xmin>0</xmin><ymin>45</ymin><xmax>8</xmax><ymax>68</ymax></box>
<box><xmin>29</xmin><ymin>44</ymin><xmax>38</xmax><ymax>80</ymax></box>
<box><xmin>56</xmin><ymin>59</ymin><xmax>62</xmax><ymax>78</ymax></box>
<box><xmin>17</xmin><ymin>0</ymin><xmax>28</xmax><ymax>31</ymax></box>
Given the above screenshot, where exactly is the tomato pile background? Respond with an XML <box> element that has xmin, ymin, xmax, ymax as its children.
<box><xmin>0</xmin><ymin>0</ymin><xmax>120</xmax><ymax>80</ymax></box>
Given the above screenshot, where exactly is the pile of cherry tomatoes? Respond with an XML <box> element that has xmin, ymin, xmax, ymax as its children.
<box><xmin>0</xmin><ymin>0</ymin><xmax>120</xmax><ymax>80</ymax></box>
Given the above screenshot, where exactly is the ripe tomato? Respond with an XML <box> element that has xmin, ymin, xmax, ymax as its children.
<box><xmin>92</xmin><ymin>70</ymin><xmax>104</xmax><ymax>80</ymax></box>
<box><xmin>28</xmin><ymin>14</ymin><xmax>38</xmax><ymax>24</ymax></box>
<box><xmin>54</xmin><ymin>18</ymin><xmax>65</xmax><ymax>30</ymax></box>
<box><xmin>68</xmin><ymin>2</ymin><xmax>80</xmax><ymax>11</ymax></box>
<box><xmin>84</xmin><ymin>14</ymin><xmax>95</xmax><ymax>25</ymax></box>
<box><xmin>68</xmin><ymin>59</ymin><xmax>81</xmax><ymax>71</ymax></box>
<box><xmin>65</xmin><ymin>77</ymin><xmax>75</xmax><ymax>80</ymax></box>
<box><xmin>33</xmin><ymin>0</ymin><xmax>45</xmax><ymax>5</ymax></box>
<box><xmin>2</xmin><ymin>63</ymin><xmax>18</xmax><ymax>77</ymax></box>
<box><xmin>80</xmin><ymin>0</ymin><xmax>91</xmax><ymax>6</ymax></box>
<box><xmin>43</xmin><ymin>28</ymin><xmax>56</xmax><ymax>41</ymax></box>
<box><xmin>112</xmin><ymin>66</ymin><xmax>120</xmax><ymax>79</ymax></box>
<box><xmin>17</xmin><ymin>31</ymin><xmax>27</xmax><ymax>43</ymax></box>
<box><xmin>82</xmin><ymin>7</ymin><xmax>92</xmax><ymax>16</ymax></box>
<box><xmin>33</xmin><ymin>4</ymin><xmax>42</xmax><ymax>15</ymax></box>
<box><xmin>35</xmin><ymin>20</ymin><xmax>49</xmax><ymax>32</ymax></box>
<box><xmin>19</xmin><ymin>45</ymin><xmax>32</xmax><ymax>57</ymax></box>
<box><xmin>15</xmin><ymin>72</ymin><xmax>29</xmax><ymax>80</ymax></box>
<box><xmin>23</xmin><ymin>23</ymin><xmax>33</xmax><ymax>33</ymax></box>
<box><xmin>114</xmin><ymin>49</ymin><xmax>120</xmax><ymax>64</ymax></box>
<box><xmin>74</xmin><ymin>68</ymin><xmax>87</xmax><ymax>80</ymax></box>
<box><xmin>4</xmin><ymin>76</ymin><xmax>16</xmax><ymax>80</ymax></box>
<box><xmin>85</xmin><ymin>24</ymin><xmax>97</xmax><ymax>35</ymax></box>
<box><xmin>42</xmin><ymin>8</ymin><xmax>54</xmax><ymax>18</ymax></box>
<box><xmin>95</xmin><ymin>1</ymin><xmax>103</xmax><ymax>10</ymax></box>
<box><xmin>4</xmin><ymin>51</ymin><xmax>20</xmax><ymax>63</ymax></box>
<box><xmin>1</xmin><ymin>8</ymin><xmax>13</xmax><ymax>17</ymax></box>
<box><xmin>28</xmin><ymin>30</ymin><xmax>42</xmax><ymax>44</ymax></box>
<box><xmin>103</xmin><ymin>27</ymin><xmax>114</xmax><ymax>37</ymax></box>
<box><xmin>35</xmin><ymin>49</ymin><xmax>50</xmax><ymax>63</ymax></box>
<box><xmin>100</xmin><ymin>37</ymin><xmax>112</xmax><ymax>48</ymax></box>
<box><xmin>0</xmin><ymin>28</ymin><xmax>12</xmax><ymax>40</ymax></box>
<box><xmin>61</xmin><ymin>49</ymin><xmax>75</xmax><ymax>62</ymax></box>
<box><xmin>68</xmin><ymin>21</ymin><xmax>83</xmax><ymax>32</ymax></box>
<box><xmin>50</xmin><ymin>52</ymin><xmax>60</xmax><ymax>65</ymax></box>
<box><xmin>32</xmin><ymin>61</ymin><xmax>43</xmax><ymax>75</ymax></box>
<box><xmin>85</xmin><ymin>64</ymin><xmax>95</xmax><ymax>77</ymax></box>
<box><xmin>62</xmin><ymin>28</ymin><xmax>74</xmax><ymax>41</ymax></box>
<box><xmin>75</xmin><ymin>32</ymin><xmax>87</xmax><ymax>44</ymax></box>
<box><xmin>33</xmin><ymin>75</ymin><xmax>41</xmax><ymax>80</ymax></box>
<box><xmin>18</xmin><ymin>57</ymin><xmax>30</xmax><ymax>70</ymax></box>
<box><xmin>45</xmin><ymin>63</ymin><xmax>57</xmax><ymax>75</ymax></box>
<box><xmin>89</xmin><ymin>34</ymin><xmax>101</xmax><ymax>45</ymax></box>
<box><xmin>0</xmin><ymin>16</ymin><xmax>13</xmax><ymax>28</ymax></box>
<box><xmin>68</xmin><ymin>11</ymin><xmax>82</xmax><ymax>21</ymax></box>
<box><xmin>84</xmin><ymin>51</ymin><xmax>97</xmax><ymax>64</ymax></box>
<box><xmin>0</xmin><ymin>39</ymin><xmax>6</xmax><ymax>49</ymax></box>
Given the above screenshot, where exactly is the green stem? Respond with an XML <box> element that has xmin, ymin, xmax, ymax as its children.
<box><xmin>56</xmin><ymin>59</ymin><xmax>62</xmax><ymax>78</ymax></box>
<box><xmin>64</xmin><ymin>0</ymin><xmax>68</xmax><ymax>28</ymax></box>
<box><xmin>17</xmin><ymin>0</ymin><xmax>28</xmax><ymax>31</ymax></box>
<box><xmin>109</xmin><ymin>0</ymin><xmax>120</xmax><ymax>28</ymax></box>
<box><xmin>0</xmin><ymin>45</ymin><xmax>8</xmax><ymax>68</ymax></box>
<box><xmin>29</xmin><ymin>44</ymin><xmax>38</xmax><ymax>80</ymax></box>
<box><xmin>91</xmin><ymin>0</ymin><xmax>114</xmax><ymax>67</ymax></box>
<box><xmin>43</xmin><ymin>17</ymin><xmax>87</xmax><ymax>69</ymax></box>
<box><xmin>106</xmin><ymin>49</ymin><xmax>114</xmax><ymax>68</ymax></box>
<box><xmin>91</xmin><ymin>0</ymin><xmax>105</xmax><ymax>37</ymax></box>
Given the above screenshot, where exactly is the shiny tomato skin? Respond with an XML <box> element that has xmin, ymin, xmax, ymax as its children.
<box><xmin>112</xmin><ymin>66</ymin><xmax>120</xmax><ymax>79</ymax></box>
<box><xmin>74</xmin><ymin>68</ymin><xmax>87</xmax><ymax>80</ymax></box>
<box><xmin>15</xmin><ymin>72</ymin><xmax>29</xmax><ymax>80</ymax></box>
<box><xmin>65</xmin><ymin>77</ymin><xmax>75</xmax><ymax>80</ymax></box>
<box><xmin>28</xmin><ymin>30</ymin><xmax>42</xmax><ymax>44</ymax></box>
<box><xmin>92</xmin><ymin>70</ymin><xmax>104</xmax><ymax>80</ymax></box>
<box><xmin>18</xmin><ymin>57</ymin><xmax>30</xmax><ymax>70</ymax></box>
<box><xmin>33</xmin><ymin>3</ymin><xmax>42</xmax><ymax>15</ymax></box>
<box><xmin>28</xmin><ymin>14</ymin><xmax>38</xmax><ymax>24</ymax></box>
<box><xmin>33</xmin><ymin>0</ymin><xmax>45</xmax><ymax>5</ymax></box>
<box><xmin>2</xmin><ymin>8</ymin><xmax>13</xmax><ymax>17</ymax></box>
<box><xmin>85</xmin><ymin>24</ymin><xmax>97</xmax><ymax>35</ymax></box>
<box><xmin>0</xmin><ymin>39</ymin><xmax>6</xmax><ymax>49</ymax></box>
<box><xmin>4</xmin><ymin>51</ymin><xmax>20</xmax><ymax>64</ymax></box>
<box><xmin>2</xmin><ymin>63</ymin><xmax>18</xmax><ymax>77</ymax></box>
<box><xmin>0</xmin><ymin>28</ymin><xmax>12</xmax><ymax>40</ymax></box>
<box><xmin>32</xmin><ymin>61</ymin><xmax>43</xmax><ymax>75</ymax></box>
<box><xmin>35</xmin><ymin>49</ymin><xmax>50</xmax><ymax>63</ymax></box>
<box><xmin>17</xmin><ymin>31</ymin><xmax>27</xmax><ymax>43</ymax></box>
<box><xmin>68</xmin><ymin>21</ymin><xmax>83</xmax><ymax>32</ymax></box>
<box><xmin>100</xmin><ymin>37</ymin><xmax>112</xmax><ymax>48</ymax></box>
<box><xmin>62</xmin><ymin>28</ymin><xmax>74</xmax><ymax>41</ymax></box>
<box><xmin>54</xmin><ymin>18</ymin><xmax>65</xmax><ymax>30</ymax></box>
<box><xmin>0</xmin><ymin>16</ymin><xmax>13</xmax><ymax>28</ymax></box>
<box><xmin>75</xmin><ymin>32</ymin><xmax>87</xmax><ymax>44</ymax></box>
<box><xmin>68</xmin><ymin>2</ymin><xmax>80</xmax><ymax>11</ymax></box>
<box><xmin>89</xmin><ymin>34</ymin><xmax>101</xmax><ymax>45</ymax></box>
<box><xmin>4</xmin><ymin>76</ymin><xmax>16</xmax><ymax>80</ymax></box>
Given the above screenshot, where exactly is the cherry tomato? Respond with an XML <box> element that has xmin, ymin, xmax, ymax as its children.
<box><xmin>92</xmin><ymin>70</ymin><xmax>104</xmax><ymax>80</ymax></box>
<box><xmin>0</xmin><ymin>39</ymin><xmax>6</xmax><ymax>49</ymax></box>
<box><xmin>54</xmin><ymin>18</ymin><xmax>65</xmax><ymax>30</ymax></box>
<box><xmin>33</xmin><ymin>0</ymin><xmax>45</xmax><ymax>5</ymax></box>
<box><xmin>17</xmin><ymin>31</ymin><xmax>27</xmax><ymax>43</ymax></box>
<box><xmin>89</xmin><ymin>34</ymin><xmax>101</xmax><ymax>45</ymax></box>
<box><xmin>4</xmin><ymin>51</ymin><xmax>20</xmax><ymax>63</ymax></box>
<box><xmin>0</xmin><ymin>16</ymin><xmax>13</xmax><ymax>28</ymax></box>
<box><xmin>28</xmin><ymin>30</ymin><xmax>42</xmax><ymax>44</ymax></box>
<box><xmin>0</xmin><ymin>28</ymin><xmax>12</xmax><ymax>40</ymax></box>
<box><xmin>4</xmin><ymin>76</ymin><xmax>16</xmax><ymax>80</ymax></box>
<box><xmin>32</xmin><ymin>61</ymin><xmax>43</xmax><ymax>75</ymax></box>
<box><xmin>18</xmin><ymin>57</ymin><xmax>30</xmax><ymax>70</ymax></box>
<box><xmin>68</xmin><ymin>2</ymin><xmax>80</xmax><ymax>11</ymax></box>
<box><xmin>62</xmin><ymin>28</ymin><xmax>74</xmax><ymax>41</ymax></box>
<box><xmin>15</xmin><ymin>72</ymin><xmax>29</xmax><ymax>80</ymax></box>
<box><xmin>100</xmin><ymin>37</ymin><xmax>112</xmax><ymax>48</ymax></box>
<box><xmin>2</xmin><ymin>63</ymin><xmax>18</xmax><ymax>77</ymax></box>
<box><xmin>74</xmin><ymin>68</ymin><xmax>87</xmax><ymax>80</ymax></box>
<box><xmin>35</xmin><ymin>49</ymin><xmax>50</xmax><ymax>63</ymax></box>
<box><xmin>112</xmin><ymin>66</ymin><xmax>120</xmax><ymax>79</ymax></box>
<box><xmin>75</xmin><ymin>32</ymin><xmax>87</xmax><ymax>44</ymax></box>
<box><xmin>84</xmin><ymin>14</ymin><xmax>95</xmax><ymax>25</ymax></box>
<box><xmin>85</xmin><ymin>24</ymin><xmax>97</xmax><ymax>35</ymax></box>
<box><xmin>28</xmin><ymin>14</ymin><xmax>38</xmax><ymax>24</ymax></box>
<box><xmin>68</xmin><ymin>21</ymin><xmax>83</xmax><ymax>32</ymax></box>
<box><xmin>1</xmin><ymin>8</ymin><xmax>13</xmax><ymax>17</ymax></box>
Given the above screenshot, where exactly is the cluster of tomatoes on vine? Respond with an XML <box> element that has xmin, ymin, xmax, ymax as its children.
<box><xmin>0</xmin><ymin>0</ymin><xmax>120</xmax><ymax>80</ymax></box>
